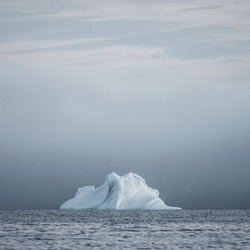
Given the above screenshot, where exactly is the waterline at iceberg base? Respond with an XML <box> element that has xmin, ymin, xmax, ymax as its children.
<box><xmin>60</xmin><ymin>172</ymin><xmax>181</xmax><ymax>210</ymax></box>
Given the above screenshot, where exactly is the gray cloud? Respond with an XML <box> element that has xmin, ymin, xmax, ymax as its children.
<box><xmin>180</xmin><ymin>5</ymin><xmax>224</xmax><ymax>12</ymax></box>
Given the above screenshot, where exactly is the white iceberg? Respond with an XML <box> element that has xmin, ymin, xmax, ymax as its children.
<box><xmin>60</xmin><ymin>172</ymin><xmax>180</xmax><ymax>210</ymax></box>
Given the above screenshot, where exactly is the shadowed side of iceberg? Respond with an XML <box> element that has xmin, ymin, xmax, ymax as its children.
<box><xmin>60</xmin><ymin>172</ymin><xmax>181</xmax><ymax>210</ymax></box>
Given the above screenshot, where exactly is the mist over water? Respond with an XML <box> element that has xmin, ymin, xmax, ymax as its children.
<box><xmin>1</xmin><ymin>66</ymin><xmax>250</xmax><ymax>210</ymax></box>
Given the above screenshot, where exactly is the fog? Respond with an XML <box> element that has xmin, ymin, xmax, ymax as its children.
<box><xmin>1</xmin><ymin>0</ymin><xmax>250</xmax><ymax>209</ymax></box>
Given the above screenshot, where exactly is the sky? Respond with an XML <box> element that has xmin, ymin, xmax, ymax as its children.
<box><xmin>1</xmin><ymin>0</ymin><xmax>250</xmax><ymax>210</ymax></box>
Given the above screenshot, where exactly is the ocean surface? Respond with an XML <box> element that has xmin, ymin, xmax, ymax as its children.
<box><xmin>0</xmin><ymin>209</ymin><xmax>249</xmax><ymax>249</ymax></box>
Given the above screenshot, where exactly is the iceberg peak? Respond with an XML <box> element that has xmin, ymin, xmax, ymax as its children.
<box><xmin>60</xmin><ymin>172</ymin><xmax>181</xmax><ymax>210</ymax></box>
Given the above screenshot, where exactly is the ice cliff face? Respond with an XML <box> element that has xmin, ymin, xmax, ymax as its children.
<box><xmin>60</xmin><ymin>172</ymin><xmax>180</xmax><ymax>210</ymax></box>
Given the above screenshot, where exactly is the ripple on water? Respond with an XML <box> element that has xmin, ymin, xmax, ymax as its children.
<box><xmin>0</xmin><ymin>209</ymin><xmax>250</xmax><ymax>249</ymax></box>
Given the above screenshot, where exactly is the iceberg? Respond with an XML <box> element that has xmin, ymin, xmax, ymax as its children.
<box><xmin>60</xmin><ymin>172</ymin><xmax>180</xmax><ymax>210</ymax></box>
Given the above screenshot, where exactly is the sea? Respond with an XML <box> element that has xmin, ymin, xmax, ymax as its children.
<box><xmin>0</xmin><ymin>209</ymin><xmax>249</xmax><ymax>249</ymax></box>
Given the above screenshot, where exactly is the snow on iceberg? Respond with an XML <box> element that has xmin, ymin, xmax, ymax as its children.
<box><xmin>60</xmin><ymin>172</ymin><xmax>181</xmax><ymax>210</ymax></box>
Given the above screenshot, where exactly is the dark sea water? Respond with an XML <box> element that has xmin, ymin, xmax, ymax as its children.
<box><xmin>0</xmin><ymin>209</ymin><xmax>249</xmax><ymax>249</ymax></box>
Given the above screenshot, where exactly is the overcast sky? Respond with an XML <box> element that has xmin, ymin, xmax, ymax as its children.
<box><xmin>1</xmin><ymin>0</ymin><xmax>250</xmax><ymax>210</ymax></box>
